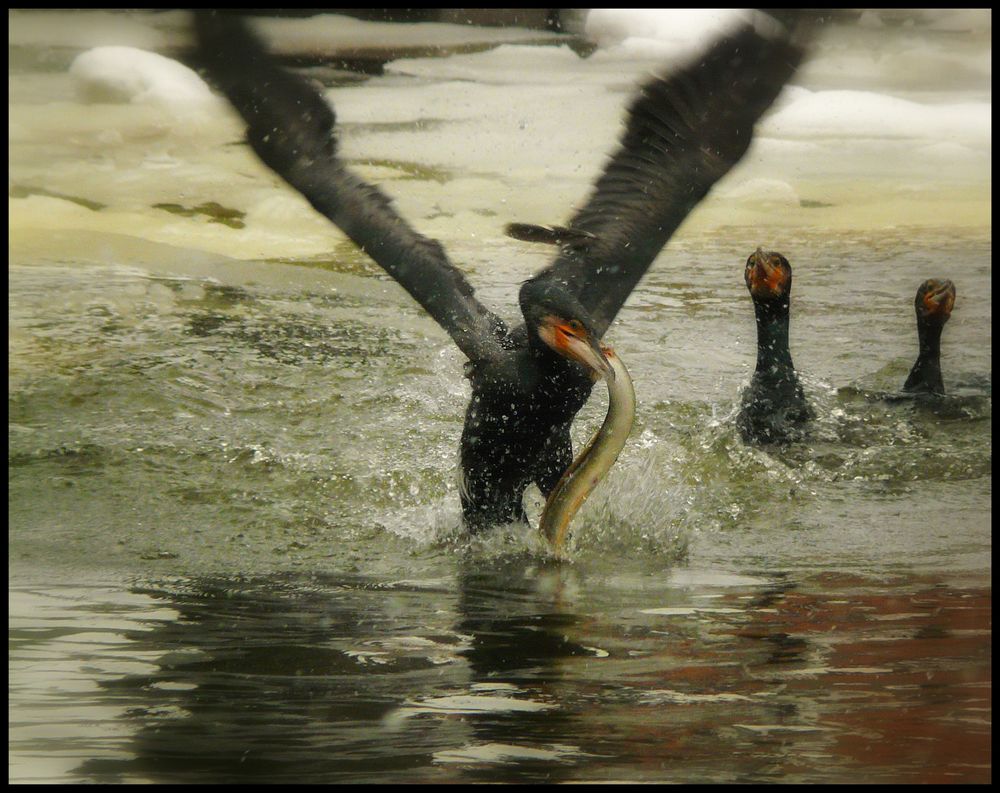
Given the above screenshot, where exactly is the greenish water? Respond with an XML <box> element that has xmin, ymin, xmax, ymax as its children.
<box><xmin>9</xmin><ymin>233</ymin><xmax>991</xmax><ymax>783</ymax></box>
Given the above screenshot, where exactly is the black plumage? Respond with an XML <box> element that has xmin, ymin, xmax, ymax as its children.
<box><xmin>737</xmin><ymin>249</ymin><xmax>812</xmax><ymax>444</ymax></box>
<box><xmin>903</xmin><ymin>279</ymin><xmax>956</xmax><ymax>395</ymax></box>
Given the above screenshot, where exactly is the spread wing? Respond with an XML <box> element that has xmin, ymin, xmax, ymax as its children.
<box><xmin>193</xmin><ymin>12</ymin><xmax>506</xmax><ymax>363</ymax></box>
<box><xmin>532</xmin><ymin>15</ymin><xmax>807</xmax><ymax>337</ymax></box>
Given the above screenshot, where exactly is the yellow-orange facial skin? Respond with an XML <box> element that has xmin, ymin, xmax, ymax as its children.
<box><xmin>920</xmin><ymin>279</ymin><xmax>956</xmax><ymax>321</ymax></box>
<box><xmin>745</xmin><ymin>249</ymin><xmax>791</xmax><ymax>299</ymax></box>
<box><xmin>538</xmin><ymin>315</ymin><xmax>614</xmax><ymax>381</ymax></box>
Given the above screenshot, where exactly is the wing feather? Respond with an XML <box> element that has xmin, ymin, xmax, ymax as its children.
<box><xmin>194</xmin><ymin>12</ymin><xmax>505</xmax><ymax>362</ymax></box>
<box><xmin>540</xmin><ymin>17</ymin><xmax>807</xmax><ymax>337</ymax></box>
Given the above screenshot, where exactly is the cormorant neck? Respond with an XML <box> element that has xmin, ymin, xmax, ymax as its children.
<box><xmin>752</xmin><ymin>297</ymin><xmax>796</xmax><ymax>377</ymax></box>
<box><xmin>904</xmin><ymin>320</ymin><xmax>945</xmax><ymax>393</ymax></box>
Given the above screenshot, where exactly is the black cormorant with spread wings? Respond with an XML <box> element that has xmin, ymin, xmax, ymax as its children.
<box><xmin>194</xmin><ymin>12</ymin><xmax>805</xmax><ymax>536</ymax></box>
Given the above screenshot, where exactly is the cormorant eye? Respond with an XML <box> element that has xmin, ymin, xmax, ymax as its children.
<box><xmin>567</xmin><ymin>319</ymin><xmax>584</xmax><ymax>335</ymax></box>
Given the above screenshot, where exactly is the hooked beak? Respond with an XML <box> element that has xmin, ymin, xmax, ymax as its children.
<box><xmin>566</xmin><ymin>330</ymin><xmax>616</xmax><ymax>382</ymax></box>
<box><xmin>541</xmin><ymin>318</ymin><xmax>615</xmax><ymax>381</ymax></box>
<box><xmin>923</xmin><ymin>279</ymin><xmax>956</xmax><ymax>317</ymax></box>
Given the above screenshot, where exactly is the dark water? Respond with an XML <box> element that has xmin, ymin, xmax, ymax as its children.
<box><xmin>8</xmin><ymin>9</ymin><xmax>992</xmax><ymax>785</ymax></box>
<box><xmin>9</xmin><ymin>566</ymin><xmax>990</xmax><ymax>784</ymax></box>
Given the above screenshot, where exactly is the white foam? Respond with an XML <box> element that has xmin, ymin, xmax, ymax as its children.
<box><xmin>721</xmin><ymin>178</ymin><xmax>801</xmax><ymax>208</ymax></box>
<box><xmin>9</xmin><ymin>8</ymin><xmax>992</xmax><ymax>262</ymax></box>
<box><xmin>70</xmin><ymin>46</ymin><xmax>217</xmax><ymax>110</ymax></box>
<box><xmin>584</xmin><ymin>9</ymin><xmax>748</xmax><ymax>53</ymax></box>
<box><xmin>764</xmin><ymin>88</ymin><xmax>990</xmax><ymax>148</ymax></box>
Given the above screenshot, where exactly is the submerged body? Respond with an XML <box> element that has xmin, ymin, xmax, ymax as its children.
<box><xmin>461</xmin><ymin>345</ymin><xmax>594</xmax><ymax>530</ymax></box>
<box><xmin>458</xmin><ymin>277</ymin><xmax>612</xmax><ymax>531</ymax></box>
<box><xmin>737</xmin><ymin>248</ymin><xmax>812</xmax><ymax>444</ymax></box>
<box><xmin>903</xmin><ymin>278</ymin><xmax>956</xmax><ymax>396</ymax></box>
<box><xmin>463</xmin><ymin>341</ymin><xmax>635</xmax><ymax>540</ymax></box>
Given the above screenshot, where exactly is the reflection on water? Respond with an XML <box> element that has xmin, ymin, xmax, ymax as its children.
<box><xmin>9</xmin><ymin>567</ymin><xmax>990</xmax><ymax>784</ymax></box>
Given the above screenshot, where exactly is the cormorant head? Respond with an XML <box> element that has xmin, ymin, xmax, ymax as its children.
<box><xmin>745</xmin><ymin>248</ymin><xmax>792</xmax><ymax>302</ymax></box>
<box><xmin>519</xmin><ymin>276</ymin><xmax>614</xmax><ymax>381</ymax></box>
<box><xmin>914</xmin><ymin>279</ymin><xmax>955</xmax><ymax>327</ymax></box>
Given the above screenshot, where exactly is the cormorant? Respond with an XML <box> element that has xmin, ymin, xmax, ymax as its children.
<box><xmin>193</xmin><ymin>12</ymin><xmax>805</xmax><ymax>536</ymax></box>
<box><xmin>903</xmin><ymin>278</ymin><xmax>956</xmax><ymax>395</ymax></box>
<box><xmin>737</xmin><ymin>248</ymin><xmax>812</xmax><ymax>444</ymax></box>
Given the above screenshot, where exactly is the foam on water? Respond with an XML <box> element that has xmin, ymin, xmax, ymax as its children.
<box><xmin>9</xmin><ymin>9</ymin><xmax>991</xmax><ymax>271</ymax></box>
<box><xmin>70</xmin><ymin>46</ymin><xmax>218</xmax><ymax>109</ymax></box>
<box><xmin>766</xmin><ymin>88</ymin><xmax>989</xmax><ymax>149</ymax></box>
<box><xmin>584</xmin><ymin>8</ymin><xmax>750</xmax><ymax>55</ymax></box>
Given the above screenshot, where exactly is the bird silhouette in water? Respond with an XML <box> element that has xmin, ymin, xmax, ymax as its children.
<box><xmin>194</xmin><ymin>12</ymin><xmax>807</xmax><ymax>536</ymax></box>
<box><xmin>737</xmin><ymin>248</ymin><xmax>813</xmax><ymax>444</ymax></box>
<box><xmin>903</xmin><ymin>278</ymin><xmax>956</xmax><ymax>395</ymax></box>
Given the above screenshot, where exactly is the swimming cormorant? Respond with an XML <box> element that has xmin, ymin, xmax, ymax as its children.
<box><xmin>903</xmin><ymin>278</ymin><xmax>956</xmax><ymax>395</ymax></box>
<box><xmin>193</xmin><ymin>12</ymin><xmax>805</xmax><ymax>535</ymax></box>
<box><xmin>737</xmin><ymin>248</ymin><xmax>812</xmax><ymax>444</ymax></box>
